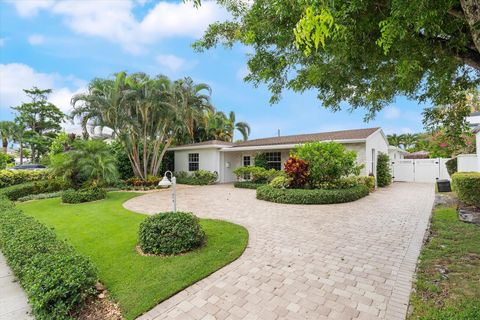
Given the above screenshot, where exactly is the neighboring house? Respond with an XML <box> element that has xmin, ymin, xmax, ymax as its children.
<box><xmin>388</xmin><ymin>146</ymin><xmax>409</xmax><ymax>160</ymax></box>
<box><xmin>170</xmin><ymin>127</ymin><xmax>389</xmax><ymax>183</ymax></box>
<box><xmin>405</xmin><ymin>151</ymin><xmax>430</xmax><ymax>159</ymax></box>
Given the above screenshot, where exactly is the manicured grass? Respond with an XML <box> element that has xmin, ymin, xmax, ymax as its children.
<box><xmin>17</xmin><ymin>192</ymin><xmax>248</xmax><ymax>320</ymax></box>
<box><xmin>408</xmin><ymin>206</ymin><xmax>480</xmax><ymax>319</ymax></box>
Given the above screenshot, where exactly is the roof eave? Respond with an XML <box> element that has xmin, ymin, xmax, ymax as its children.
<box><xmin>220</xmin><ymin>138</ymin><xmax>367</xmax><ymax>152</ymax></box>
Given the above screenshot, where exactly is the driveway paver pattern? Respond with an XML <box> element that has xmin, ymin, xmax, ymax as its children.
<box><xmin>125</xmin><ymin>183</ymin><xmax>434</xmax><ymax>320</ymax></box>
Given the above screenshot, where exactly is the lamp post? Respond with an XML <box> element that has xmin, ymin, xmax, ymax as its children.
<box><xmin>158</xmin><ymin>170</ymin><xmax>177</xmax><ymax>212</ymax></box>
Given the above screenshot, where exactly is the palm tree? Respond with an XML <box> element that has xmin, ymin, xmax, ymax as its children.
<box><xmin>71</xmin><ymin>72</ymin><xmax>195</xmax><ymax>180</ymax></box>
<box><xmin>387</xmin><ymin>134</ymin><xmax>402</xmax><ymax>148</ymax></box>
<box><xmin>77</xmin><ymin>140</ymin><xmax>118</xmax><ymax>185</ymax></box>
<box><xmin>0</xmin><ymin>121</ymin><xmax>16</xmax><ymax>153</ymax></box>
<box><xmin>400</xmin><ymin>133</ymin><xmax>417</xmax><ymax>150</ymax></box>
<box><xmin>228</xmin><ymin>111</ymin><xmax>251</xmax><ymax>142</ymax></box>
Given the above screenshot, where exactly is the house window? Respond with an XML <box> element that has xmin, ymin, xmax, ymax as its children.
<box><xmin>265</xmin><ymin>152</ymin><xmax>282</xmax><ymax>170</ymax></box>
<box><xmin>243</xmin><ymin>155</ymin><xmax>251</xmax><ymax>180</ymax></box>
<box><xmin>188</xmin><ymin>153</ymin><xmax>199</xmax><ymax>171</ymax></box>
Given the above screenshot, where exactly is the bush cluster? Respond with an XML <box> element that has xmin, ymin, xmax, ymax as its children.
<box><xmin>269</xmin><ymin>175</ymin><xmax>291</xmax><ymax>189</ymax></box>
<box><xmin>316</xmin><ymin>176</ymin><xmax>375</xmax><ymax>191</ymax></box>
<box><xmin>291</xmin><ymin>141</ymin><xmax>362</xmax><ymax>185</ymax></box>
<box><xmin>376</xmin><ymin>153</ymin><xmax>392</xmax><ymax>187</ymax></box>
<box><xmin>62</xmin><ymin>187</ymin><xmax>107</xmax><ymax>204</ymax></box>
<box><xmin>445</xmin><ymin>158</ymin><xmax>458</xmax><ymax>176</ymax></box>
<box><xmin>175</xmin><ymin>170</ymin><xmax>217</xmax><ymax>185</ymax></box>
<box><xmin>253</xmin><ymin>152</ymin><xmax>268</xmax><ymax>169</ymax></box>
<box><xmin>452</xmin><ymin>172</ymin><xmax>480</xmax><ymax>208</ymax></box>
<box><xmin>284</xmin><ymin>157</ymin><xmax>309</xmax><ymax>187</ymax></box>
<box><xmin>233</xmin><ymin>166</ymin><xmax>282</xmax><ymax>183</ymax></box>
<box><xmin>125</xmin><ymin>175</ymin><xmax>160</xmax><ymax>187</ymax></box>
<box><xmin>0</xmin><ymin>180</ymin><xmax>67</xmax><ymax>201</ymax></box>
<box><xmin>0</xmin><ymin>169</ymin><xmax>50</xmax><ymax>188</ymax></box>
<box><xmin>256</xmin><ymin>184</ymin><xmax>370</xmax><ymax>204</ymax></box>
<box><xmin>17</xmin><ymin>191</ymin><xmax>64</xmax><ymax>202</ymax></box>
<box><xmin>0</xmin><ymin>196</ymin><xmax>97</xmax><ymax>319</ymax></box>
<box><xmin>233</xmin><ymin>181</ymin><xmax>266</xmax><ymax>189</ymax></box>
<box><xmin>138</xmin><ymin>212</ymin><xmax>206</xmax><ymax>255</ymax></box>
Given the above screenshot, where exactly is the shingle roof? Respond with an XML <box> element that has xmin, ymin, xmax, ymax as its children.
<box><xmin>231</xmin><ymin>127</ymin><xmax>380</xmax><ymax>148</ymax></box>
<box><xmin>172</xmin><ymin>140</ymin><xmax>234</xmax><ymax>148</ymax></box>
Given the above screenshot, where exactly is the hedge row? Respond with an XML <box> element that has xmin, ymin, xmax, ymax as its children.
<box><xmin>233</xmin><ymin>181</ymin><xmax>267</xmax><ymax>189</ymax></box>
<box><xmin>0</xmin><ymin>180</ymin><xmax>67</xmax><ymax>201</ymax></box>
<box><xmin>256</xmin><ymin>184</ymin><xmax>370</xmax><ymax>204</ymax></box>
<box><xmin>452</xmin><ymin>172</ymin><xmax>480</xmax><ymax>208</ymax></box>
<box><xmin>175</xmin><ymin>170</ymin><xmax>217</xmax><ymax>185</ymax></box>
<box><xmin>0</xmin><ymin>196</ymin><xmax>97</xmax><ymax>319</ymax></box>
<box><xmin>62</xmin><ymin>187</ymin><xmax>107</xmax><ymax>204</ymax></box>
<box><xmin>0</xmin><ymin>170</ymin><xmax>50</xmax><ymax>188</ymax></box>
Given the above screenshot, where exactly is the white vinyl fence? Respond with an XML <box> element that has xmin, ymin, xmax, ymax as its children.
<box><xmin>391</xmin><ymin>158</ymin><xmax>450</xmax><ymax>183</ymax></box>
<box><xmin>457</xmin><ymin>154</ymin><xmax>479</xmax><ymax>172</ymax></box>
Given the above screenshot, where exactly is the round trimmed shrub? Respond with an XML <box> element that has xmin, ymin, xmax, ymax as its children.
<box><xmin>138</xmin><ymin>212</ymin><xmax>206</xmax><ymax>255</ymax></box>
<box><xmin>62</xmin><ymin>187</ymin><xmax>106</xmax><ymax>204</ymax></box>
<box><xmin>256</xmin><ymin>184</ymin><xmax>369</xmax><ymax>204</ymax></box>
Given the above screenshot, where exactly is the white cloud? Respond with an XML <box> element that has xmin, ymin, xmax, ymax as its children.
<box><xmin>9</xmin><ymin>0</ymin><xmax>228</xmax><ymax>53</ymax></box>
<box><xmin>7</xmin><ymin>0</ymin><xmax>54</xmax><ymax>17</ymax></box>
<box><xmin>383</xmin><ymin>105</ymin><xmax>401</xmax><ymax>120</ymax></box>
<box><xmin>156</xmin><ymin>54</ymin><xmax>186</xmax><ymax>72</ymax></box>
<box><xmin>28</xmin><ymin>34</ymin><xmax>45</xmax><ymax>45</ymax></box>
<box><xmin>0</xmin><ymin>63</ymin><xmax>86</xmax><ymax>133</ymax></box>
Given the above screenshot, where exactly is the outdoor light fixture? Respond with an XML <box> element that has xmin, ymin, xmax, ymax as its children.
<box><xmin>158</xmin><ymin>171</ymin><xmax>177</xmax><ymax>212</ymax></box>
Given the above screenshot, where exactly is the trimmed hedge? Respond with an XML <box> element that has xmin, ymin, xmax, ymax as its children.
<box><xmin>138</xmin><ymin>212</ymin><xmax>206</xmax><ymax>255</ymax></box>
<box><xmin>175</xmin><ymin>170</ymin><xmax>217</xmax><ymax>185</ymax></box>
<box><xmin>0</xmin><ymin>196</ymin><xmax>97</xmax><ymax>319</ymax></box>
<box><xmin>376</xmin><ymin>153</ymin><xmax>392</xmax><ymax>187</ymax></box>
<box><xmin>62</xmin><ymin>187</ymin><xmax>107</xmax><ymax>204</ymax></box>
<box><xmin>445</xmin><ymin>158</ymin><xmax>458</xmax><ymax>176</ymax></box>
<box><xmin>0</xmin><ymin>169</ymin><xmax>50</xmax><ymax>188</ymax></box>
<box><xmin>452</xmin><ymin>172</ymin><xmax>480</xmax><ymax>208</ymax></box>
<box><xmin>256</xmin><ymin>184</ymin><xmax>370</xmax><ymax>204</ymax></box>
<box><xmin>233</xmin><ymin>181</ymin><xmax>267</xmax><ymax>189</ymax></box>
<box><xmin>0</xmin><ymin>180</ymin><xmax>66</xmax><ymax>201</ymax></box>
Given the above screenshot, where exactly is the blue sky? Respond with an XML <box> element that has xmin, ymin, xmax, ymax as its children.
<box><xmin>0</xmin><ymin>0</ymin><xmax>427</xmax><ymax>139</ymax></box>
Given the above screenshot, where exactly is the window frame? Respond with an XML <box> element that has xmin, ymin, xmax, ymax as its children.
<box><xmin>265</xmin><ymin>152</ymin><xmax>282</xmax><ymax>171</ymax></box>
<box><xmin>188</xmin><ymin>153</ymin><xmax>199</xmax><ymax>172</ymax></box>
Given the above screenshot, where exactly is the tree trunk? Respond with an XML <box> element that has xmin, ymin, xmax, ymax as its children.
<box><xmin>19</xmin><ymin>142</ymin><xmax>23</xmax><ymax>165</ymax></box>
<box><xmin>461</xmin><ymin>0</ymin><xmax>480</xmax><ymax>54</ymax></box>
<box><xmin>2</xmin><ymin>138</ymin><xmax>7</xmax><ymax>154</ymax></box>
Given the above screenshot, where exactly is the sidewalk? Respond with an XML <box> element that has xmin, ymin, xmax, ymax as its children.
<box><xmin>0</xmin><ymin>252</ymin><xmax>32</xmax><ymax>320</ymax></box>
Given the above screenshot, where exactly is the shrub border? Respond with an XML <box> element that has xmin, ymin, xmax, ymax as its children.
<box><xmin>233</xmin><ymin>181</ymin><xmax>267</xmax><ymax>189</ymax></box>
<box><xmin>256</xmin><ymin>184</ymin><xmax>370</xmax><ymax>204</ymax></box>
<box><xmin>0</xmin><ymin>196</ymin><xmax>97</xmax><ymax>319</ymax></box>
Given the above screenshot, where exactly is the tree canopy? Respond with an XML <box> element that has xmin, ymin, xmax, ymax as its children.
<box><xmin>194</xmin><ymin>0</ymin><xmax>480</xmax><ymax>118</ymax></box>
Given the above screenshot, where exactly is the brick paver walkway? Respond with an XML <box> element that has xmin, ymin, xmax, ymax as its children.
<box><xmin>125</xmin><ymin>183</ymin><xmax>434</xmax><ymax>320</ymax></box>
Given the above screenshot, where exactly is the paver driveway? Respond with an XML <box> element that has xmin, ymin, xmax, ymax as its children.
<box><xmin>125</xmin><ymin>183</ymin><xmax>434</xmax><ymax>320</ymax></box>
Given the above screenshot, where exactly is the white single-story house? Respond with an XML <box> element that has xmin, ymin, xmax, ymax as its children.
<box><xmin>170</xmin><ymin>127</ymin><xmax>390</xmax><ymax>183</ymax></box>
<box><xmin>388</xmin><ymin>146</ymin><xmax>409</xmax><ymax>160</ymax></box>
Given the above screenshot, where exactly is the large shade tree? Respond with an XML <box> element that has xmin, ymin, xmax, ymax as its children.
<box><xmin>194</xmin><ymin>0</ymin><xmax>480</xmax><ymax>118</ymax></box>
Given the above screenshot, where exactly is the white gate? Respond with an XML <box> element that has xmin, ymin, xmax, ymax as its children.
<box><xmin>391</xmin><ymin>158</ymin><xmax>450</xmax><ymax>182</ymax></box>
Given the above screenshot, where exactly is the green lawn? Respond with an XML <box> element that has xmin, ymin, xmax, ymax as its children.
<box><xmin>408</xmin><ymin>206</ymin><xmax>480</xmax><ymax>319</ymax></box>
<box><xmin>17</xmin><ymin>192</ymin><xmax>248</xmax><ymax>320</ymax></box>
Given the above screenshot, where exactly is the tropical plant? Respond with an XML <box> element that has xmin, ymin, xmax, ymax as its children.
<box><xmin>387</xmin><ymin>134</ymin><xmax>402</xmax><ymax>148</ymax></box>
<box><xmin>291</xmin><ymin>141</ymin><xmax>362</xmax><ymax>185</ymax></box>
<box><xmin>376</xmin><ymin>153</ymin><xmax>392</xmax><ymax>187</ymax></box>
<box><xmin>284</xmin><ymin>156</ymin><xmax>309</xmax><ymax>188</ymax></box>
<box><xmin>50</xmin><ymin>139</ymin><xmax>118</xmax><ymax>187</ymax></box>
<box><xmin>253</xmin><ymin>152</ymin><xmax>268</xmax><ymax>168</ymax></box>
<box><xmin>0</xmin><ymin>121</ymin><xmax>16</xmax><ymax>154</ymax></box>
<box><xmin>198</xmin><ymin>110</ymin><xmax>251</xmax><ymax>142</ymax></box>
<box><xmin>72</xmin><ymin>72</ymin><xmax>186</xmax><ymax>180</ymax></box>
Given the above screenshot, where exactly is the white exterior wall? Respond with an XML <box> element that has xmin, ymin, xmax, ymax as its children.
<box><xmin>343</xmin><ymin>143</ymin><xmax>367</xmax><ymax>175</ymax></box>
<box><xmin>365</xmin><ymin>130</ymin><xmax>389</xmax><ymax>176</ymax></box>
<box><xmin>174</xmin><ymin>148</ymin><xmax>221</xmax><ymax>174</ymax></box>
<box><xmin>458</xmin><ymin>154</ymin><xmax>480</xmax><ymax>172</ymax></box>
<box><xmin>388</xmin><ymin>150</ymin><xmax>404</xmax><ymax>160</ymax></box>
<box><xmin>477</xmin><ymin>131</ymin><xmax>480</xmax><ymax>172</ymax></box>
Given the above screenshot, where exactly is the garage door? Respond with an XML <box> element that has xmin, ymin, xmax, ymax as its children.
<box><xmin>391</xmin><ymin>158</ymin><xmax>450</xmax><ymax>182</ymax></box>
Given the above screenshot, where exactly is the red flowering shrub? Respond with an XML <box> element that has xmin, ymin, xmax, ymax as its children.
<box><xmin>284</xmin><ymin>157</ymin><xmax>309</xmax><ymax>188</ymax></box>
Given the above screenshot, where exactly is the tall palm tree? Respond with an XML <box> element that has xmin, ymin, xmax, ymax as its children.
<box><xmin>228</xmin><ymin>111</ymin><xmax>251</xmax><ymax>142</ymax></box>
<box><xmin>400</xmin><ymin>133</ymin><xmax>417</xmax><ymax>150</ymax></box>
<box><xmin>387</xmin><ymin>134</ymin><xmax>402</xmax><ymax>148</ymax></box>
<box><xmin>0</xmin><ymin>121</ymin><xmax>16</xmax><ymax>153</ymax></box>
